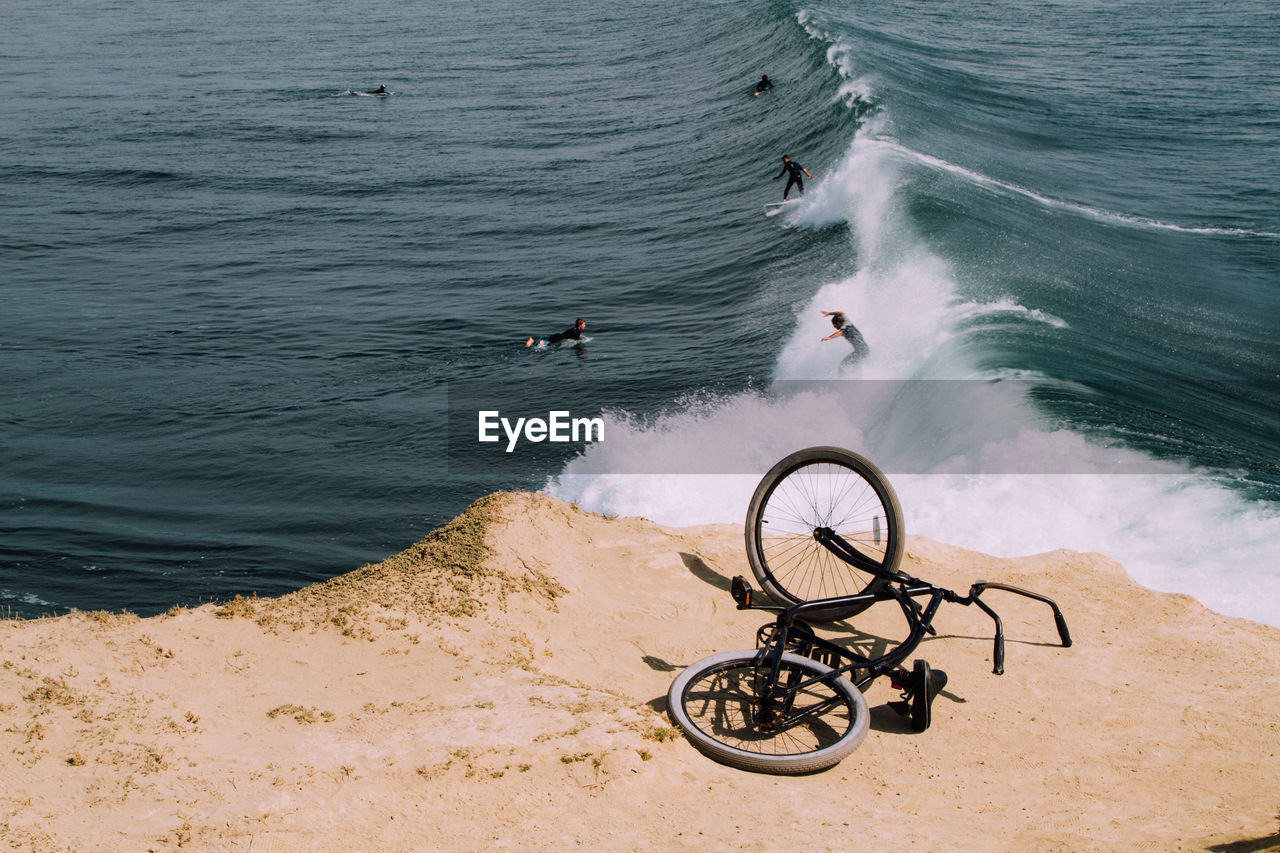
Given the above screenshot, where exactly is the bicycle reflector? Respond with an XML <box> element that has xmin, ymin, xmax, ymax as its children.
<box><xmin>731</xmin><ymin>575</ymin><xmax>753</xmax><ymax>608</ymax></box>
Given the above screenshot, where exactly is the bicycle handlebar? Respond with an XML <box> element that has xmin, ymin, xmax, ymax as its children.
<box><xmin>809</xmin><ymin>527</ymin><xmax>1073</xmax><ymax>674</ymax></box>
<box><xmin>967</xmin><ymin>581</ymin><xmax>1073</xmax><ymax>674</ymax></box>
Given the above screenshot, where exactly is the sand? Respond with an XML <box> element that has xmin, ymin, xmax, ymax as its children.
<box><xmin>1</xmin><ymin>491</ymin><xmax>1277</xmax><ymax>851</ymax></box>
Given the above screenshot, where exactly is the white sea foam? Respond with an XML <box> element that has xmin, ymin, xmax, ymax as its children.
<box><xmin>548</xmin><ymin>21</ymin><xmax>1280</xmax><ymax>628</ymax></box>
<box><xmin>0</xmin><ymin>589</ymin><xmax>56</xmax><ymax>608</ymax></box>
<box><xmin>879</xmin><ymin>139</ymin><xmax>1280</xmax><ymax>241</ymax></box>
<box><xmin>548</xmin><ymin>391</ymin><xmax>1280</xmax><ymax>627</ymax></box>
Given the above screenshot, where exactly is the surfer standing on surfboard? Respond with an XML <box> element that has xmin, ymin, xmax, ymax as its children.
<box><xmin>772</xmin><ymin>155</ymin><xmax>812</xmax><ymax>202</ymax></box>
<box><xmin>821</xmin><ymin>310</ymin><xmax>870</xmax><ymax>363</ymax></box>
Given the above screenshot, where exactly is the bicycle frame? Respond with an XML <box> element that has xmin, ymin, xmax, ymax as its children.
<box><xmin>731</xmin><ymin>527</ymin><xmax>1072</xmax><ymax>727</ymax></box>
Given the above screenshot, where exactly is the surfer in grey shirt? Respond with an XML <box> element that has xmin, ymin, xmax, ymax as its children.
<box><xmin>821</xmin><ymin>310</ymin><xmax>869</xmax><ymax>362</ymax></box>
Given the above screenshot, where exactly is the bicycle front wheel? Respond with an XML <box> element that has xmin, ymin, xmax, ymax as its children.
<box><xmin>667</xmin><ymin>650</ymin><xmax>869</xmax><ymax>774</ymax></box>
<box><xmin>745</xmin><ymin>447</ymin><xmax>904</xmax><ymax>620</ymax></box>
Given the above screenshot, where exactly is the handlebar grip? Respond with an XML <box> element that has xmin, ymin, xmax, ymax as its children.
<box><xmin>1055</xmin><ymin>612</ymin><xmax>1073</xmax><ymax>648</ymax></box>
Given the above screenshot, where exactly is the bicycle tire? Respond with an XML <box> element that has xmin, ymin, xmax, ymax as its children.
<box><xmin>745</xmin><ymin>446</ymin><xmax>904</xmax><ymax>621</ymax></box>
<box><xmin>667</xmin><ymin>650</ymin><xmax>869</xmax><ymax>774</ymax></box>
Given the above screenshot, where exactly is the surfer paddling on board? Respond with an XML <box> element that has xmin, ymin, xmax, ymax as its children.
<box><xmin>526</xmin><ymin>318</ymin><xmax>586</xmax><ymax>348</ymax></box>
<box><xmin>359</xmin><ymin>85</ymin><xmax>388</xmax><ymax>95</ymax></box>
<box><xmin>772</xmin><ymin>155</ymin><xmax>812</xmax><ymax>202</ymax></box>
<box><xmin>753</xmin><ymin>74</ymin><xmax>773</xmax><ymax>96</ymax></box>
<box><xmin>821</xmin><ymin>310</ymin><xmax>870</xmax><ymax>363</ymax></box>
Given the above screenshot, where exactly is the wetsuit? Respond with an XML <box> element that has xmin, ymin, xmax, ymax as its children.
<box><xmin>545</xmin><ymin>325</ymin><xmax>583</xmax><ymax>345</ymax></box>
<box><xmin>755</xmin><ymin>77</ymin><xmax>773</xmax><ymax>94</ymax></box>
<box><xmin>775</xmin><ymin>160</ymin><xmax>806</xmax><ymax>199</ymax></box>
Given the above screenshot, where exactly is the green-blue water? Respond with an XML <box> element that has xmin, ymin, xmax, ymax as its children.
<box><xmin>2</xmin><ymin>0</ymin><xmax>1277</xmax><ymax>624</ymax></box>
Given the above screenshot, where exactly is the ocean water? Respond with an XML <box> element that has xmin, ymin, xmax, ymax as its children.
<box><xmin>2</xmin><ymin>0</ymin><xmax>1277</xmax><ymax>624</ymax></box>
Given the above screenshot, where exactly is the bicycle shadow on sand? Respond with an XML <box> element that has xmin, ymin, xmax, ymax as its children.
<box><xmin>677</xmin><ymin>549</ymin><xmax>902</xmax><ymax>663</ymax></box>
<box><xmin>677</xmin><ymin>552</ymin><xmax>733</xmax><ymax>593</ymax></box>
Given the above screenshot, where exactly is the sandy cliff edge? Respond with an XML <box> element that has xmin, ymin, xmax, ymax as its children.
<box><xmin>1</xmin><ymin>491</ymin><xmax>1277</xmax><ymax>851</ymax></box>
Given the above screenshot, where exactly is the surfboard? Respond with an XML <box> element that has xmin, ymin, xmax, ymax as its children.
<box><xmin>764</xmin><ymin>201</ymin><xmax>789</xmax><ymax>208</ymax></box>
<box><xmin>528</xmin><ymin>335</ymin><xmax>590</xmax><ymax>351</ymax></box>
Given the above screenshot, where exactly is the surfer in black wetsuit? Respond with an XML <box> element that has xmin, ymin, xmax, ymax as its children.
<box><xmin>754</xmin><ymin>74</ymin><xmax>773</xmax><ymax>96</ymax></box>
<box><xmin>773</xmin><ymin>155</ymin><xmax>813</xmax><ymax>201</ymax></box>
<box><xmin>372</xmin><ymin>85</ymin><xmax>387</xmax><ymax>94</ymax></box>
<box><xmin>526</xmin><ymin>318</ymin><xmax>586</xmax><ymax>348</ymax></box>
<box><xmin>821</xmin><ymin>310</ymin><xmax>870</xmax><ymax>363</ymax></box>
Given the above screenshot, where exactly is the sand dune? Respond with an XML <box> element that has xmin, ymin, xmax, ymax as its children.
<box><xmin>2</xmin><ymin>492</ymin><xmax>1277</xmax><ymax>851</ymax></box>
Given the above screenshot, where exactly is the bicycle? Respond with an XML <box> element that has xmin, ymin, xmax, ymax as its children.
<box><xmin>667</xmin><ymin>447</ymin><xmax>1072</xmax><ymax>774</ymax></box>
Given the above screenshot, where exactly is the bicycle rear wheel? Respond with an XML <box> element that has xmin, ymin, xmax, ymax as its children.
<box><xmin>745</xmin><ymin>447</ymin><xmax>904</xmax><ymax>620</ymax></box>
<box><xmin>667</xmin><ymin>650</ymin><xmax>869</xmax><ymax>774</ymax></box>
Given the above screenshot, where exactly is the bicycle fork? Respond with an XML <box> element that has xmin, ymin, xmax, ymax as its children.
<box><xmin>750</xmin><ymin>623</ymin><xmax>849</xmax><ymax>732</ymax></box>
